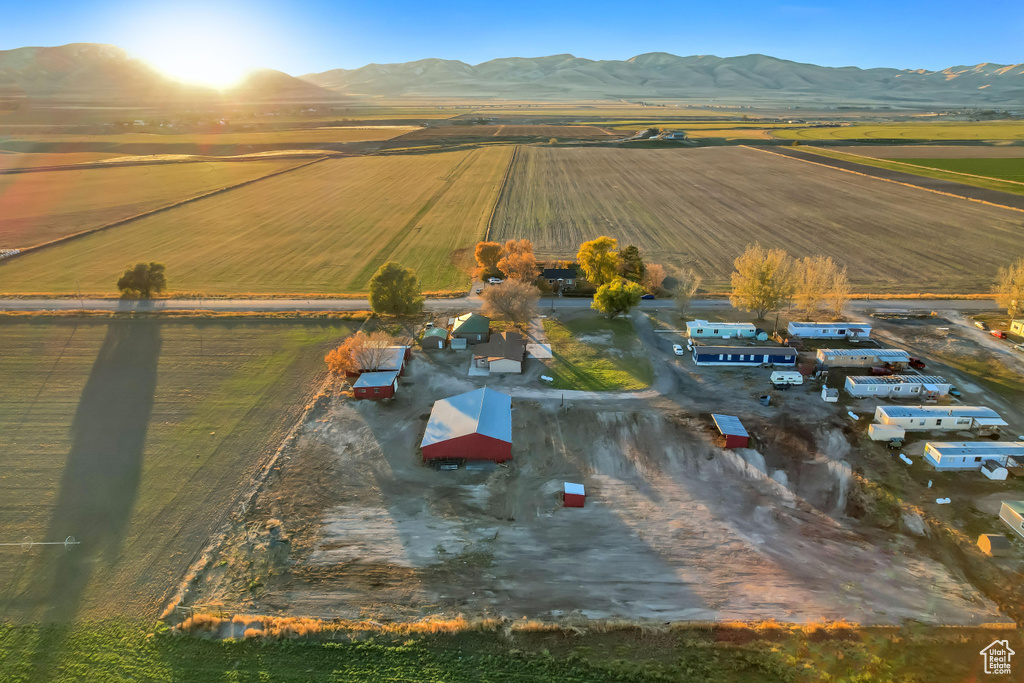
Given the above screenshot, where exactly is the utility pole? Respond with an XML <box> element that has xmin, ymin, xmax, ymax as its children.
<box><xmin>76</xmin><ymin>280</ymin><xmax>84</xmax><ymax>310</ymax></box>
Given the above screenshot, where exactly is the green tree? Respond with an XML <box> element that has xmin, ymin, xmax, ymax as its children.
<box><xmin>729</xmin><ymin>244</ymin><xmax>795</xmax><ymax>319</ymax></box>
<box><xmin>576</xmin><ymin>236</ymin><xmax>619</xmax><ymax>287</ymax></box>
<box><xmin>592</xmin><ymin>279</ymin><xmax>644</xmax><ymax>319</ymax></box>
<box><xmin>617</xmin><ymin>244</ymin><xmax>645</xmax><ymax>282</ymax></box>
<box><xmin>116</xmin><ymin>262</ymin><xmax>166</xmax><ymax>299</ymax></box>
<box><xmin>368</xmin><ymin>262</ymin><xmax>424</xmax><ymax>315</ymax></box>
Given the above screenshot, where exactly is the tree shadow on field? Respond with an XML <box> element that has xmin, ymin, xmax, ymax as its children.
<box><xmin>32</xmin><ymin>320</ymin><xmax>162</xmax><ymax>625</ymax></box>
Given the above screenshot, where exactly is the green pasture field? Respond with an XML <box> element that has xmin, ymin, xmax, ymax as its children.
<box><xmin>796</xmin><ymin>148</ymin><xmax>1024</xmax><ymax>197</ymax></box>
<box><xmin>773</xmin><ymin>120</ymin><xmax>1024</xmax><ymax>141</ymax></box>
<box><xmin>0</xmin><ymin>146</ymin><xmax>513</xmax><ymax>296</ymax></box>
<box><xmin>0</xmin><ymin>318</ymin><xmax>353</xmax><ymax>622</ymax></box>
<box><xmin>542</xmin><ymin>315</ymin><xmax>652</xmax><ymax>391</ymax></box>
<box><xmin>489</xmin><ymin>146</ymin><xmax>1024</xmax><ymax>293</ymax></box>
<box><xmin>0</xmin><ymin>618</ymin><xmax>1010</xmax><ymax>682</ymax></box>
<box><xmin>0</xmin><ymin>159</ymin><xmax>304</xmax><ymax>249</ymax></box>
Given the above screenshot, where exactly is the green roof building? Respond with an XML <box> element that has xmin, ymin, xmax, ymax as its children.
<box><xmin>449</xmin><ymin>313</ymin><xmax>490</xmax><ymax>344</ymax></box>
<box><xmin>421</xmin><ymin>327</ymin><xmax>450</xmax><ymax>350</ymax></box>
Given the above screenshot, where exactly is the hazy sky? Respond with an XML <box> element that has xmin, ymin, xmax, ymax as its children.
<box><xmin>3</xmin><ymin>0</ymin><xmax>1021</xmax><ymax>78</ymax></box>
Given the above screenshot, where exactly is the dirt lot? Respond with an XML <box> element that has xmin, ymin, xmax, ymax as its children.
<box><xmin>488</xmin><ymin>146</ymin><xmax>1024</xmax><ymax>293</ymax></box>
<box><xmin>187</xmin><ymin>312</ymin><xmax>1007</xmax><ymax>625</ymax></box>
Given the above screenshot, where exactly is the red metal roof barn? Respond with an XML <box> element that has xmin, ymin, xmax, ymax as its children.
<box><xmin>352</xmin><ymin>371</ymin><xmax>398</xmax><ymax>400</ymax></box>
<box><xmin>712</xmin><ymin>414</ymin><xmax>750</xmax><ymax>449</ymax></box>
<box><xmin>420</xmin><ymin>388</ymin><xmax>512</xmax><ymax>462</ymax></box>
<box><xmin>563</xmin><ymin>482</ymin><xmax>585</xmax><ymax>507</ymax></box>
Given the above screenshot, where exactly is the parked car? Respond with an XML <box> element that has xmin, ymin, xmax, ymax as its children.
<box><xmin>425</xmin><ymin>322</ymin><xmax>434</xmax><ymax>329</ymax></box>
<box><xmin>908</xmin><ymin>357</ymin><xmax>926</xmax><ymax>369</ymax></box>
<box><xmin>487</xmin><ymin>277</ymin><xmax>503</xmax><ymax>284</ymax></box>
<box><xmin>991</xmin><ymin>329</ymin><xmax>1008</xmax><ymax>339</ymax></box>
<box><xmin>672</xmin><ymin>344</ymin><xmax>684</xmax><ymax>356</ymax></box>
<box><xmin>949</xmin><ymin>387</ymin><xmax>962</xmax><ymax>398</ymax></box>
<box><xmin>870</xmin><ymin>366</ymin><xmax>894</xmax><ymax>376</ymax></box>
<box><xmin>974</xmin><ymin>320</ymin><xmax>988</xmax><ymax>330</ymax></box>
<box><xmin>887</xmin><ymin>438</ymin><xmax>904</xmax><ymax>450</ymax></box>
<box><xmin>640</xmin><ymin>294</ymin><xmax>655</xmax><ymax>300</ymax></box>
<box><xmin>475</xmin><ymin>287</ymin><xmax>483</xmax><ymax>294</ymax></box>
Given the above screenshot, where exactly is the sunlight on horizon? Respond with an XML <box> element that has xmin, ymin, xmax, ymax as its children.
<box><xmin>133</xmin><ymin>22</ymin><xmax>259</xmax><ymax>89</ymax></box>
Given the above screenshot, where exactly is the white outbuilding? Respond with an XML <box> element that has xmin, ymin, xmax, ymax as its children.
<box><xmin>923</xmin><ymin>441</ymin><xmax>1024</xmax><ymax>476</ymax></box>
<box><xmin>844</xmin><ymin>375</ymin><xmax>951</xmax><ymax>399</ymax></box>
<box><xmin>816</xmin><ymin>348</ymin><xmax>910</xmax><ymax>368</ymax></box>
<box><xmin>874</xmin><ymin>405</ymin><xmax>1008</xmax><ymax>432</ymax></box>
<box><xmin>685</xmin><ymin>320</ymin><xmax>757</xmax><ymax>339</ymax></box>
<box><xmin>788</xmin><ymin>322</ymin><xmax>872</xmax><ymax>340</ymax></box>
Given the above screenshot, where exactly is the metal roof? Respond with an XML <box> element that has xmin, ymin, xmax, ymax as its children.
<box><xmin>422</xmin><ymin>327</ymin><xmax>449</xmax><ymax>338</ymax></box>
<box><xmin>371</xmin><ymin>346</ymin><xmax>407</xmax><ymax>372</ymax></box>
<box><xmin>927</xmin><ymin>442</ymin><xmax>1024</xmax><ymax>457</ymax></box>
<box><xmin>421</xmin><ymin>388</ymin><xmax>512</xmax><ymax>448</ymax></box>
<box><xmin>696</xmin><ymin>346</ymin><xmax>796</xmax><ymax>356</ymax></box>
<box><xmin>1003</xmin><ymin>501</ymin><xmax>1024</xmax><ymax>515</ymax></box>
<box><xmin>687</xmin><ymin>320</ymin><xmax>755</xmax><ymax>330</ymax></box>
<box><xmin>353</xmin><ymin>370</ymin><xmax>399</xmax><ymax>388</ymax></box>
<box><xmin>450</xmin><ymin>313</ymin><xmax>490</xmax><ymax>335</ymax></box>
<box><xmin>789</xmin><ymin>321</ymin><xmax>872</xmax><ymax>331</ymax></box>
<box><xmin>564</xmin><ymin>482</ymin><xmax>585</xmax><ymax>495</ymax></box>
<box><xmin>847</xmin><ymin>375</ymin><xmax>949</xmax><ymax>385</ymax></box>
<box><xmin>877</xmin><ymin>405</ymin><xmax>1002</xmax><ymax>418</ymax></box>
<box><xmin>818</xmin><ymin>348</ymin><xmax>909</xmax><ymax>360</ymax></box>
<box><xmin>711</xmin><ymin>414</ymin><xmax>749</xmax><ymax>438</ymax></box>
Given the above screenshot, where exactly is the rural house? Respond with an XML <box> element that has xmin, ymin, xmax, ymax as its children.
<box><xmin>472</xmin><ymin>331</ymin><xmax>527</xmax><ymax>374</ymax></box>
<box><xmin>541</xmin><ymin>267</ymin><xmax>577</xmax><ymax>289</ymax></box>
<box><xmin>352</xmin><ymin>371</ymin><xmax>399</xmax><ymax>400</ymax></box>
<box><xmin>686</xmin><ymin>320</ymin><xmax>757</xmax><ymax>339</ymax></box>
<box><xmin>923</xmin><ymin>441</ymin><xmax>1024</xmax><ymax>476</ymax></box>
<box><xmin>691</xmin><ymin>345</ymin><xmax>797</xmax><ymax>367</ymax></box>
<box><xmin>873</xmin><ymin>405</ymin><xmax>1008</xmax><ymax>432</ymax></box>
<box><xmin>420</xmin><ymin>387</ymin><xmax>512</xmax><ymax>462</ymax></box>
<box><xmin>788</xmin><ymin>322</ymin><xmax>872</xmax><ymax>340</ymax></box>
<box><xmin>844</xmin><ymin>375</ymin><xmax>951</xmax><ymax>399</ymax></box>
<box><xmin>421</xmin><ymin>327</ymin><xmax>449</xmax><ymax>350</ymax></box>
<box><xmin>1000</xmin><ymin>501</ymin><xmax>1024</xmax><ymax>541</ymax></box>
<box><xmin>816</xmin><ymin>348</ymin><xmax>910</xmax><ymax>369</ymax></box>
<box><xmin>449</xmin><ymin>313</ymin><xmax>490</xmax><ymax>344</ymax></box>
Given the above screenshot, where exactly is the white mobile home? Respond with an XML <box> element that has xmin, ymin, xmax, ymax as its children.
<box><xmin>874</xmin><ymin>405</ymin><xmax>1008</xmax><ymax>432</ymax></box>
<box><xmin>788</xmin><ymin>322</ymin><xmax>872</xmax><ymax>340</ymax></box>
<box><xmin>845</xmin><ymin>375</ymin><xmax>951</xmax><ymax>399</ymax></box>
<box><xmin>816</xmin><ymin>348</ymin><xmax>910</xmax><ymax>368</ymax></box>
<box><xmin>1000</xmin><ymin>501</ymin><xmax>1024</xmax><ymax>540</ymax></box>
<box><xmin>685</xmin><ymin>320</ymin><xmax>756</xmax><ymax>339</ymax></box>
<box><xmin>923</xmin><ymin>441</ymin><xmax>1024</xmax><ymax>473</ymax></box>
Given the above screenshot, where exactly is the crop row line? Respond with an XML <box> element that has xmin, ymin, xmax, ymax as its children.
<box><xmin>484</xmin><ymin>144</ymin><xmax>519</xmax><ymax>242</ymax></box>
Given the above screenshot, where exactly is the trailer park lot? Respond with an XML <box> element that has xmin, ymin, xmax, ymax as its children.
<box><xmin>186</xmin><ymin>307</ymin><xmax>1024</xmax><ymax>626</ymax></box>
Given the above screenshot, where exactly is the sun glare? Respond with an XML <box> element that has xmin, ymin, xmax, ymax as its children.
<box><xmin>134</xmin><ymin>23</ymin><xmax>258</xmax><ymax>89</ymax></box>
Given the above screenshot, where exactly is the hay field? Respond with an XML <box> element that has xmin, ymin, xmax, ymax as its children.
<box><xmin>0</xmin><ymin>159</ymin><xmax>304</xmax><ymax>249</ymax></box>
<box><xmin>0</xmin><ymin>147</ymin><xmax>512</xmax><ymax>295</ymax></box>
<box><xmin>773</xmin><ymin>121</ymin><xmax>1024</xmax><ymax>141</ymax></box>
<box><xmin>0</xmin><ymin>152</ymin><xmax>124</xmax><ymax>170</ymax></box>
<box><xmin>0</xmin><ymin>318</ymin><xmax>352</xmax><ymax>622</ymax></box>
<box><xmin>393</xmin><ymin>124</ymin><xmax>617</xmax><ymax>142</ymax></box>
<box><xmin>489</xmin><ymin>146</ymin><xmax>1024</xmax><ymax>293</ymax></box>
<box><xmin>823</xmin><ymin>145</ymin><xmax>1024</xmax><ymax>159</ymax></box>
<box><xmin>0</xmin><ymin>127</ymin><xmax>417</xmax><ymax>147</ymax></box>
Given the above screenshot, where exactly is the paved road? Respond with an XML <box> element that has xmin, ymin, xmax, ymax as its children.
<box><xmin>0</xmin><ymin>297</ymin><xmax>999</xmax><ymax>313</ymax></box>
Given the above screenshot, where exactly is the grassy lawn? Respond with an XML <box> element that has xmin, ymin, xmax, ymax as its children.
<box><xmin>794</xmin><ymin>147</ymin><xmax>1024</xmax><ymax>197</ymax></box>
<box><xmin>0</xmin><ymin>619</ymin><xmax>1014</xmax><ymax>682</ymax></box>
<box><xmin>0</xmin><ymin>147</ymin><xmax>511</xmax><ymax>296</ymax></box>
<box><xmin>542</xmin><ymin>315</ymin><xmax>652</xmax><ymax>391</ymax></box>
<box><xmin>899</xmin><ymin>157</ymin><xmax>1024</xmax><ymax>183</ymax></box>
<box><xmin>0</xmin><ymin>318</ymin><xmax>353</xmax><ymax>622</ymax></box>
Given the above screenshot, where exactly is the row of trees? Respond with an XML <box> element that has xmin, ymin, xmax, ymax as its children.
<box><xmin>729</xmin><ymin>244</ymin><xmax>850</xmax><ymax>319</ymax></box>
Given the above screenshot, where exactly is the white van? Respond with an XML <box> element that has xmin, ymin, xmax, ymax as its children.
<box><xmin>770</xmin><ymin>371</ymin><xmax>804</xmax><ymax>386</ymax></box>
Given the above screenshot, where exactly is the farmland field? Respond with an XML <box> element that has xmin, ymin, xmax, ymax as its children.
<box><xmin>489</xmin><ymin>146</ymin><xmax>1024</xmax><ymax>293</ymax></box>
<box><xmin>0</xmin><ymin>146</ymin><xmax>512</xmax><ymax>295</ymax></box>
<box><xmin>881</xmin><ymin>157</ymin><xmax>1024</xmax><ymax>182</ymax></box>
<box><xmin>822</xmin><ymin>145</ymin><xmax>1024</xmax><ymax>159</ymax></box>
<box><xmin>391</xmin><ymin>124</ymin><xmax>618</xmax><ymax>142</ymax></box>
<box><xmin>0</xmin><ymin>126</ymin><xmax>417</xmax><ymax>147</ymax></box>
<box><xmin>0</xmin><ymin>159</ymin><xmax>305</xmax><ymax>249</ymax></box>
<box><xmin>0</xmin><ymin>318</ymin><xmax>353</xmax><ymax>622</ymax></box>
<box><xmin>0</xmin><ymin>152</ymin><xmax>125</xmax><ymax>170</ymax></box>
<box><xmin>773</xmin><ymin>121</ymin><xmax>1024</xmax><ymax>141</ymax></box>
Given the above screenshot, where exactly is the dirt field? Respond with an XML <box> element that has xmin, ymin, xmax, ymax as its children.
<box><xmin>488</xmin><ymin>146</ymin><xmax>1024</xmax><ymax>293</ymax></box>
<box><xmin>186</xmin><ymin>311</ymin><xmax>1006</xmax><ymax>625</ymax></box>
<box><xmin>0</xmin><ymin>159</ymin><xmax>305</xmax><ymax>249</ymax></box>
<box><xmin>822</xmin><ymin>145</ymin><xmax>1024</xmax><ymax>159</ymax></box>
<box><xmin>0</xmin><ymin>146</ymin><xmax>512</xmax><ymax>295</ymax></box>
<box><xmin>0</xmin><ymin>318</ymin><xmax>353</xmax><ymax>622</ymax></box>
<box><xmin>390</xmin><ymin>125</ymin><xmax>618</xmax><ymax>143</ymax></box>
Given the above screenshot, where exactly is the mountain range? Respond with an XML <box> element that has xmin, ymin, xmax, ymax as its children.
<box><xmin>2</xmin><ymin>43</ymin><xmax>1022</xmax><ymax>107</ymax></box>
<box><xmin>302</xmin><ymin>52</ymin><xmax>1024</xmax><ymax>105</ymax></box>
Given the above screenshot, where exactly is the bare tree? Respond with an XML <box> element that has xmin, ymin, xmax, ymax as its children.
<box><xmin>642</xmin><ymin>263</ymin><xmax>667</xmax><ymax>294</ymax></box>
<box><xmin>995</xmin><ymin>256</ymin><xmax>1024</xmax><ymax>319</ymax></box>
<box><xmin>480</xmin><ymin>279</ymin><xmax>539</xmax><ymax>325</ymax></box>
<box><xmin>674</xmin><ymin>267</ymin><xmax>702</xmax><ymax>319</ymax></box>
<box><xmin>729</xmin><ymin>244</ymin><xmax>795</xmax><ymax>319</ymax></box>
<box><xmin>325</xmin><ymin>331</ymin><xmax>398</xmax><ymax>374</ymax></box>
<box><xmin>827</xmin><ymin>265</ymin><xmax>852</xmax><ymax>318</ymax></box>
